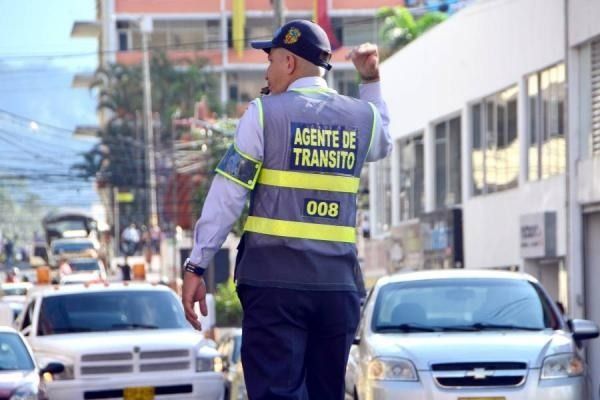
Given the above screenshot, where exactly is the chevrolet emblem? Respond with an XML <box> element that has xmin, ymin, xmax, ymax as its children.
<box><xmin>466</xmin><ymin>368</ymin><xmax>494</xmax><ymax>380</ymax></box>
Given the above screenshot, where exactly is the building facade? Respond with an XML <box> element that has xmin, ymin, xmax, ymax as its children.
<box><xmin>73</xmin><ymin>0</ymin><xmax>407</xmax><ymax>108</ymax></box>
<box><xmin>373</xmin><ymin>0</ymin><xmax>600</xmax><ymax>394</ymax></box>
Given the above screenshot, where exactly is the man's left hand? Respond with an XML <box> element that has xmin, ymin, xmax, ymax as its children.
<box><xmin>346</xmin><ymin>42</ymin><xmax>380</xmax><ymax>83</ymax></box>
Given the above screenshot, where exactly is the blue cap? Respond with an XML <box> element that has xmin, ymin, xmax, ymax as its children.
<box><xmin>251</xmin><ymin>20</ymin><xmax>333</xmax><ymax>71</ymax></box>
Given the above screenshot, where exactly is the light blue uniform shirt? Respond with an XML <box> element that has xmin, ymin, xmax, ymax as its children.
<box><xmin>189</xmin><ymin>76</ymin><xmax>391</xmax><ymax>270</ymax></box>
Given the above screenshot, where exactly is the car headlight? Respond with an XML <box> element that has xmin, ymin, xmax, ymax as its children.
<box><xmin>10</xmin><ymin>384</ymin><xmax>37</xmax><ymax>400</ymax></box>
<box><xmin>196</xmin><ymin>356</ymin><xmax>215</xmax><ymax>372</ymax></box>
<box><xmin>367</xmin><ymin>357</ymin><xmax>419</xmax><ymax>381</ymax></box>
<box><xmin>541</xmin><ymin>353</ymin><xmax>584</xmax><ymax>380</ymax></box>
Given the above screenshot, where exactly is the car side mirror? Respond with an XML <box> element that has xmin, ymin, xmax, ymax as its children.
<box><xmin>221</xmin><ymin>358</ymin><xmax>230</xmax><ymax>373</ymax></box>
<box><xmin>568</xmin><ymin>319</ymin><xmax>600</xmax><ymax>341</ymax></box>
<box><xmin>40</xmin><ymin>362</ymin><xmax>65</xmax><ymax>376</ymax></box>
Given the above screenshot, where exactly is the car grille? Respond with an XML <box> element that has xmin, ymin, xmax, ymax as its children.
<box><xmin>431</xmin><ymin>362</ymin><xmax>528</xmax><ymax>388</ymax></box>
<box><xmin>80</xmin><ymin>349</ymin><xmax>192</xmax><ymax>376</ymax></box>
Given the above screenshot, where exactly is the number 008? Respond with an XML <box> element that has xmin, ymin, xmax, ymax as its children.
<box><xmin>305</xmin><ymin>200</ymin><xmax>339</xmax><ymax>218</ymax></box>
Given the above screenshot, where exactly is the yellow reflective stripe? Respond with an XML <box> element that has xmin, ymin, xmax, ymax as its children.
<box><xmin>258</xmin><ymin>168</ymin><xmax>359</xmax><ymax>193</ymax></box>
<box><xmin>290</xmin><ymin>87</ymin><xmax>337</xmax><ymax>95</ymax></box>
<box><xmin>233</xmin><ymin>143</ymin><xmax>261</xmax><ymax>164</ymax></box>
<box><xmin>244</xmin><ymin>216</ymin><xmax>356</xmax><ymax>243</ymax></box>
<box><xmin>367</xmin><ymin>102</ymin><xmax>377</xmax><ymax>155</ymax></box>
<box><xmin>255</xmin><ymin>98</ymin><xmax>264</xmax><ymax>130</ymax></box>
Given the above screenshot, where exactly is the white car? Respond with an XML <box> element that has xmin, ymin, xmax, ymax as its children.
<box><xmin>347</xmin><ymin>270</ymin><xmax>599</xmax><ymax>400</ymax></box>
<box><xmin>48</xmin><ymin>238</ymin><xmax>99</xmax><ymax>266</ymax></box>
<box><xmin>0</xmin><ymin>282</ymin><xmax>33</xmax><ymax>321</ymax></box>
<box><xmin>60</xmin><ymin>257</ymin><xmax>107</xmax><ymax>285</ymax></box>
<box><xmin>15</xmin><ymin>283</ymin><xmax>224</xmax><ymax>400</ymax></box>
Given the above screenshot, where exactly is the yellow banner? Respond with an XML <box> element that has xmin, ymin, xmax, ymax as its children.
<box><xmin>232</xmin><ymin>0</ymin><xmax>245</xmax><ymax>58</ymax></box>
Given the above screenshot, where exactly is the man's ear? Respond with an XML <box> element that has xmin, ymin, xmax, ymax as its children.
<box><xmin>286</xmin><ymin>54</ymin><xmax>296</xmax><ymax>74</ymax></box>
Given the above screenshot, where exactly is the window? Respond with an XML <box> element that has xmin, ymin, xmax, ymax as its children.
<box><xmin>116</xmin><ymin>20</ymin><xmax>131</xmax><ymax>50</ymax></box>
<box><xmin>340</xmin><ymin>17</ymin><xmax>378</xmax><ymax>47</ymax></box>
<box><xmin>372</xmin><ymin>157</ymin><xmax>391</xmax><ymax>235</ymax></box>
<box><xmin>371</xmin><ymin>278</ymin><xmax>559</xmax><ymax>332</ymax></box>
<box><xmin>398</xmin><ymin>134</ymin><xmax>424</xmax><ymax>220</ymax></box>
<box><xmin>471</xmin><ymin>86</ymin><xmax>519</xmax><ymax>194</ymax></box>
<box><xmin>434</xmin><ymin>116</ymin><xmax>461</xmax><ymax>208</ymax></box>
<box><xmin>37</xmin><ymin>291</ymin><xmax>188</xmax><ymax>335</ymax></box>
<box><xmin>333</xmin><ymin>70</ymin><xmax>359</xmax><ymax>98</ymax></box>
<box><xmin>527</xmin><ymin>64</ymin><xmax>566</xmax><ymax>180</ymax></box>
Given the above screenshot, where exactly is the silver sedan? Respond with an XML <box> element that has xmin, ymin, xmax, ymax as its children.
<box><xmin>347</xmin><ymin>270</ymin><xmax>599</xmax><ymax>400</ymax></box>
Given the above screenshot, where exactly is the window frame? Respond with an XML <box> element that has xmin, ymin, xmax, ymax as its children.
<box><xmin>469</xmin><ymin>84</ymin><xmax>519</xmax><ymax>196</ymax></box>
<box><xmin>397</xmin><ymin>132</ymin><xmax>425</xmax><ymax>221</ymax></box>
<box><xmin>526</xmin><ymin>62</ymin><xmax>566</xmax><ymax>181</ymax></box>
<box><xmin>432</xmin><ymin>114</ymin><xmax>462</xmax><ymax>209</ymax></box>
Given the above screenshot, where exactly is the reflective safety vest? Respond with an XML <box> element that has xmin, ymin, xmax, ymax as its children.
<box><xmin>223</xmin><ymin>87</ymin><xmax>377</xmax><ymax>291</ymax></box>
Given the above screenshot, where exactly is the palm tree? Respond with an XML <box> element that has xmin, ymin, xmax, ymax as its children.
<box><xmin>73</xmin><ymin>52</ymin><xmax>219</xmax><ymax>226</ymax></box>
<box><xmin>378</xmin><ymin>6</ymin><xmax>447</xmax><ymax>58</ymax></box>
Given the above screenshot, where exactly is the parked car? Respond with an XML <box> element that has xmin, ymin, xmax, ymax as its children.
<box><xmin>48</xmin><ymin>238</ymin><xmax>98</xmax><ymax>267</ymax></box>
<box><xmin>347</xmin><ymin>270</ymin><xmax>599</xmax><ymax>400</ymax></box>
<box><xmin>0</xmin><ymin>326</ymin><xmax>63</xmax><ymax>400</ymax></box>
<box><xmin>217</xmin><ymin>329</ymin><xmax>247</xmax><ymax>400</ymax></box>
<box><xmin>15</xmin><ymin>283</ymin><xmax>224</xmax><ymax>400</ymax></box>
<box><xmin>0</xmin><ymin>282</ymin><xmax>33</xmax><ymax>321</ymax></box>
<box><xmin>59</xmin><ymin>257</ymin><xmax>107</xmax><ymax>285</ymax></box>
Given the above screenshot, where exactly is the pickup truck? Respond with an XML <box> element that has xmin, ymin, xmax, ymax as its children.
<box><xmin>15</xmin><ymin>282</ymin><xmax>224</xmax><ymax>400</ymax></box>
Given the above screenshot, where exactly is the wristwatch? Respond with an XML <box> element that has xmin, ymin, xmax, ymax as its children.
<box><xmin>183</xmin><ymin>258</ymin><xmax>206</xmax><ymax>277</ymax></box>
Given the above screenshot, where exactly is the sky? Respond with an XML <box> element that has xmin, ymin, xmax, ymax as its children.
<box><xmin>0</xmin><ymin>0</ymin><xmax>101</xmax><ymax>217</ymax></box>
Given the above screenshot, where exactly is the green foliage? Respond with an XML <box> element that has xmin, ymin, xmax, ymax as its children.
<box><xmin>214</xmin><ymin>278</ymin><xmax>243</xmax><ymax>327</ymax></box>
<box><xmin>75</xmin><ymin>51</ymin><xmax>219</xmax><ymax>184</ymax></box>
<box><xmin>377</xmin><ymin>6</ymin><xmax>447</xmax><ymax>58</ymax></box>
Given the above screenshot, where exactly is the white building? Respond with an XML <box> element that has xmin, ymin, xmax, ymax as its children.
<box><xmin>373</xmin><ymin>0</ymin><xmax>600</xmax><ymax>394</ymax></box>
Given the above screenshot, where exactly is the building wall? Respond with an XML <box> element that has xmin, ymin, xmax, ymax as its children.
<box><xmin>569</xmin><ymin>0</ymin><xmax>600</xmax><ymax>47</ymax></box>
<box><xmin>379</xmin><ymin>0</ymin><xmax>569</xmax><ymax>270</ymax></box>
<box><xmin>464</xmin><ymin>176</ymin><xmax>566</xmax><ymax>268</ymax></box>
<box><xmin>381</xmin><ymin>0</ymin><xmax>565</xmax><ymax>137</ymax></box>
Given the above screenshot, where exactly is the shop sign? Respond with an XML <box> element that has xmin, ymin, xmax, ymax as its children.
<box><xmin>520</xmin><ymin>212</ymin><xmax>557</xmax><ymax>259</ymax></box>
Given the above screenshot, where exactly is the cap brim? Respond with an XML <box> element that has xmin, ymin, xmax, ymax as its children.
<box><xmin>250</xmin><ymin>40</ymin><xmax>273</xmax><ymax>50</ymax></box>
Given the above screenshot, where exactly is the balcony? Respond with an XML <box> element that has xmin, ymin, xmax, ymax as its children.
<box><xmin>115</xmin><ymin>0</ymin><xmax>404</xmax><ymax>14</ymax></box>
<box><xmin>116</xmin><ymin>46</ymin><xmax>354</xmax><ymax>69</ymax></box>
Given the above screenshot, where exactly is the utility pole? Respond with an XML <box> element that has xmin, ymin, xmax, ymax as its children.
<box><xmin>273</xmin><ymin>0</ymin><xmax>284</xmax><ymax>30</ymax></box>
<box><xmin>140</xmin><ymin>16</ymin><xmax>158</xmax><ymax>229</ymax></box>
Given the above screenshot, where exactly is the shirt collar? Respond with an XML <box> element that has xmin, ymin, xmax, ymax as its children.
<box><xmin>287</xmin><ymin>76</ymin><xmax>328</xmax><ymax>91</ymax></box>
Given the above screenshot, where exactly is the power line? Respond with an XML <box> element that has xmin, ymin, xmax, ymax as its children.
<box><xmin>0</xmin><ymin>108</ymin><xmax>75</xmax><ymax>134</ymax></box>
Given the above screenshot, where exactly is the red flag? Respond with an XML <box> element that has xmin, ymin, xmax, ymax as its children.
<box><xmin>314</xmin><ymin>0</ymin><xmax>341</xmax><ymax>50</ymax></box>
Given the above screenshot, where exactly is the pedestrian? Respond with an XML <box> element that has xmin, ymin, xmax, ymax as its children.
<box><xmin>150</xmin><ymin>224</ymin><xmax>162</xmax><ymax>256</ymax></box>
<box><xmin>182</xmin><ymin>19</ymin><xmax>391</xmax><ymax>400</ymax></box>
<box><xmin>3</xmin><ymin>237</ymin><xmax>14</xmax><ymax>266</ymax></box>
<box><xmin>58</xmin><ymin>257</ymin><xmax>72</xmax><ymax>279</ymax></box>
<box><xmin>121</xmin><ymin>223</ymin><xmax>141</xmax><ymax>256</ymax></box>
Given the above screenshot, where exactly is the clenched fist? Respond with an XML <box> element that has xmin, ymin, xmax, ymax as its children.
<box><xmin>346</xmin><ymin>43</ymin><xmax>380</xmax><ymax>83</ymax></box>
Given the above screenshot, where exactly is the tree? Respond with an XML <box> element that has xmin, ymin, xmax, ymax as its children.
<box><xmin>72</xmin><ymin>52</ymin><xmax>219</xmax><ymax>226</ymax></box>
<box><xmin>377</xmin><ymin>6</ymin><xmax>447</xmax><ymax>58</ymax></box>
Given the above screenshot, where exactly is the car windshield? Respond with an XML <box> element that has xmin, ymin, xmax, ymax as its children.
<box><xmin>372</xmin><ymin>278</ymin><xmax>559</xmax><ymax>333</ymax></box>
<box><xmin>69</xmin><ymin>261</ymin><xmax>99</xmax><ymax>272</ymax></box>
<box><xmin>53</xmin><ymin>242</ymin><xmax>93</xmax><ymax>254</ymax></box>
<box><xmin>37</xmin><ymin>290</ymin><xmax>189</xmax><ymax>335</ymax></box>
<box><xmin>0</xmin><ymin>333</ymin><xmax>34</xmax><ymax>371</ymax></box>
<box><xmin>2</xmin><ymin>287</ymin><xmax>28</xmax><ymax>296</ymax></box>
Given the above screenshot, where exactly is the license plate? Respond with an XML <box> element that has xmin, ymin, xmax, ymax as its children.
<box><xmin>123</xmin><ymin>387</ymin><xmax>155</xmax><ymax>400</ymax></box>
<box><xmin>458</xmin><ymin>398</ymin><xmax>506</xmax><ymax>400</ymax></box>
